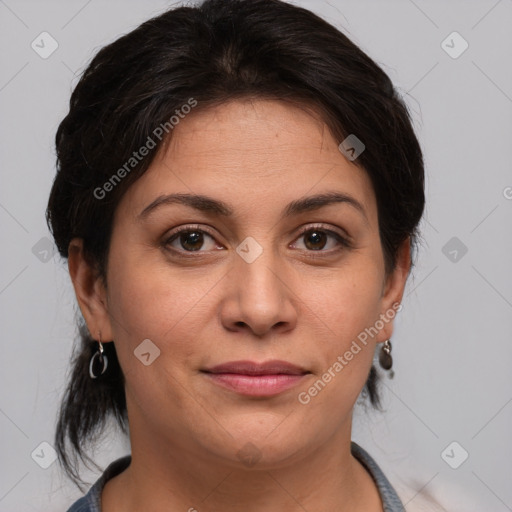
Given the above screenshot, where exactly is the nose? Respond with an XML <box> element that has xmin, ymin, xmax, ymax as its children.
<box><xmin>220</xmin><ymin>247</ymin><xmax>298</xmax><ymax>338</ymax></box>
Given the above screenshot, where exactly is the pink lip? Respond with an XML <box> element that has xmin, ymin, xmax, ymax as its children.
<box><xmin>202</xmin><ymin>360</ymin><xmax>310</xmax><ymax>397</ymax></box>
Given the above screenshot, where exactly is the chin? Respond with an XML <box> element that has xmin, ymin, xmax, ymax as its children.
<box><xmin>209</xmin><ymin>420</ymin><xmax>312</xmax><ymax>470</ymax></box>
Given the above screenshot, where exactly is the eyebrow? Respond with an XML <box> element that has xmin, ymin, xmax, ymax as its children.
<box><xmin>137</xmin><ymin>191</ymin><xmax>368</xmax><ymax>223</ymax></box>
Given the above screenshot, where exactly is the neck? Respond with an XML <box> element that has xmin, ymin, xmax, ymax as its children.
<box><xmin>102</xmin><ymin>413</ymin><xmax>383</xmax><ymax>512</ymax></box>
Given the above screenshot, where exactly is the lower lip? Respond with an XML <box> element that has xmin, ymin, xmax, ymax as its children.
<box><xmin>204</xmin><ymin>373</ymin><xmax>307</xmax><ymax>397</ymax></box>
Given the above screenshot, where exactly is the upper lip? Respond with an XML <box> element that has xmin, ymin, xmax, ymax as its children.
<box><xmin>202</xmin><ymin>360</ymin><xmax>309</xmax><ymax>376</ymax></box>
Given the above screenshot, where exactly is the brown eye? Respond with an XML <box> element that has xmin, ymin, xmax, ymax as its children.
<box><xmin>293</xmin><ymin>227</ymin><xmax>349</xmax><ymax>253</ymax></box>
<box><xmin>303</xmin><ymin>230</ymin><xmax>328</xmax><ymax>251</ymax></box>
<box><xmin>165</xmin><ymin>227</ymin><xmax>220</xmax><ymax>253</ymax></box>
<box><xmin>177</xmin><ymin>231</ymin><xmax>204</xmax><ymax>251</ymax></box>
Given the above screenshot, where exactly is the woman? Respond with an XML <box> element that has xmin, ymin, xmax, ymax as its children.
<box><xmin>46</xmin><ymin>0</ymin><xmax>427</xmax><ymax>510</ymax></box>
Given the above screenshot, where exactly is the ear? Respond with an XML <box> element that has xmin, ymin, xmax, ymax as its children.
<box><xmin>68</xmin><ymin>238</ymin><xmax>114</xmax><ymax>342</ymax></box>
<box><xmin>375</xmin><ymin>237</ymin><xmax>411</xmax><ymax>343</ymax></box>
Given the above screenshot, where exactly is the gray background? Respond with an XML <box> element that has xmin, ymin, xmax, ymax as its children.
<box><xmin>1</xmin><ymin>0</ymin><xmax>511</xmax><ymax>510</ymax></box>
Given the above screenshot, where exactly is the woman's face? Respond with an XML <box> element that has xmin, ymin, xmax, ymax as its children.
<box><xmin>77</xmin><ymin>99</ymin><xmax>409</xmax><ymax>467</ymax></box>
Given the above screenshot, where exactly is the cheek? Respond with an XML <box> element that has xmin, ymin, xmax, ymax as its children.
<box><xmin>104</xmin><ymin>262</ymin><xmax>206</xmax><ymax>416</ymax></box>
<box><xmin>104</xmin><ymin>254</ymin><xmax>212</xmax><ymax>367</ymax></box>
<box><xmin>302</xmin><ymin>258</ymin><xmax>383</xmax><ymax>394</ymax></box>
<box><xmin>320</xmin><ymin>259</ymin><xmax>384</xmax><ymax>338</ymax></box>
<box><xmin>108</xmin><ymin>223</ymin><xmax>213</xmax><ymax>321</ymax></box>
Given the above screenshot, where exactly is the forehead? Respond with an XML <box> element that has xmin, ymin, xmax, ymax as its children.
<box><xmin>165</xmin><ymin>99</ymin><xmax>340</xmax><ymax>169</ymax></box>
<box><xmin>116</xmin><ymin>99</ymin><xmax>376</xmax><ymax>222</ymax></box>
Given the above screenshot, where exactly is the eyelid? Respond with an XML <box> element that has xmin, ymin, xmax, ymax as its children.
<box><xmin>294</xmin><ymin>223</ymin><xmax>351</xmax><ymax>241</ymax></box>
<box><xmin>166</xmin><ymin>224</ymin><xmax>216</xmax><ymax>238</ymax></box>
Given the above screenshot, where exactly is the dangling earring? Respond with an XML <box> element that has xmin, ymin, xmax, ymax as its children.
<box><xmin>379</xmin><ymin>339</ymin><xmax>393</xmax><ymax>374</ymax></box>
<box><xmin>89</xmin><ymin>333</ymin><xmax>108</xmax><ymax>379</ymax></box>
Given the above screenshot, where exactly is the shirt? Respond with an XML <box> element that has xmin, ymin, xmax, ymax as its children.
<box><xmin>66</xmin><ymin>441</ymin><xmax>405</xmax><ymax>511</ymax></box>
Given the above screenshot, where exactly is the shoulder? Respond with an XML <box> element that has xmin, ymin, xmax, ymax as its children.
<box><xmin>65</xmin><ymin>456</ymin><xmax>132</xmax><ymax>512</ymax></box>
<box><xmin>350</xmin><ymin>442</ymin><xmax>452</xmax><ymax>512</ymax></box>
<box><xmin>351</xmin><ymin>441</ymin><xmax>405</xmax><ymax>512</ymax></box>
<box><xmin>65</xmin><ymin>494</ymin><xmax>96</xmax><ymax>512</ymax></box>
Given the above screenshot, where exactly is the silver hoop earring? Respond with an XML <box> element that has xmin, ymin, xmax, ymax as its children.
<box><xmin>89</xmin><ymin>337</ymin><xmax>108</xmax><ymax>379</ymax></box>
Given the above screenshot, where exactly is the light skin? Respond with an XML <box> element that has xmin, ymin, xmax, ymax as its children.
<box><xmin>68</xmin><ymin>99</ymin><xmax>410</xmax><ymax>511</ymax></box>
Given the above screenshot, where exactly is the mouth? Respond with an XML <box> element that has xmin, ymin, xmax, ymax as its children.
<box><xmin>201</xmin><ymin>360</ymin><xmax>311</xmax><ymax>397</ymax></box>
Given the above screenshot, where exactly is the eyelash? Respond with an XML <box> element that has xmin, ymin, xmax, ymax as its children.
<box><xmin>162</xmin><ymin>224</ymin><xmax>352</xmax><ymax>258</ymax></box>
